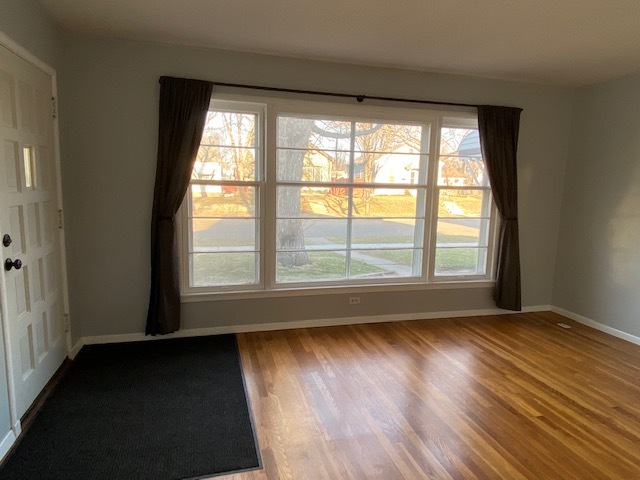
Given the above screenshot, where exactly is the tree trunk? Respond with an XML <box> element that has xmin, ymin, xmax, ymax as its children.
<box><xmin>277</xmin><ymin>117</ymin><xmax>314</xmax><ymax>267</ymax></box>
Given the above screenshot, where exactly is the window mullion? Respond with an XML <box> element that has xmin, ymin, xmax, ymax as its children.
<box><xmin>425</xmin><ymin>118</ymin><xmax>441</xmax><ymax>281</ymax></box>
<box><xmin>264</xmin><ymin>104</ymin><xmax>277</xmax><ymax>290</ymax></box>
<box><xmin>413</xmin><ymin>124</ymin><xmax>429</xmax><ymax>277</ymax></box>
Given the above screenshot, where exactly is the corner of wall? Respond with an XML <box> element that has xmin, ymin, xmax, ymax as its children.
<box><xmin>549</xmin><ymin>86</ymin><xmax>582</xmax><ymax>307</ymax></box>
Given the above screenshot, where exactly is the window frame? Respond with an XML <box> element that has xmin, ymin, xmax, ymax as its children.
<box><xmin>180</xmin><ymin>100</ymin><xmax>267</xmax><ymax>294</ymax></box>
<box><xmin>179</xmin><ymin>93</ymin><xmax>498</xmax><ymax>299</ymax></box>
<box><xmin>271</xmin><ymin>108</ymin><xmax>431</xmax><ymax>290</ymax></box>
<box><xmin>429</xmin><ymin>116</ymin><xmax>499</xmax><ymax>282</ymax></box>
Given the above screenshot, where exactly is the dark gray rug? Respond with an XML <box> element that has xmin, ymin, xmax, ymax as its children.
<box><xmin>0</xmin><ymin>334</ymin><xmax>260</xmax><ymax>480</ymax></box>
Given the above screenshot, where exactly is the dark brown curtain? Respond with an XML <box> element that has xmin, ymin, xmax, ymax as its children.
<box><xmin>477</xmin><ymin>105</ymin><xmax>523</xmax><ymax>311</ymax></box>
<box><xmin>146</xmin><ymin>76</ymin><xmax>213</xmax><ymax>335</ymax></box>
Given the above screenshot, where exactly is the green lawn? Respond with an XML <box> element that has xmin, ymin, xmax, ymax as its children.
<box><xmin>191</xmin><ymin>229</ymin><xmax>482</xmax><ymax>286</ymax></box>
<box><xmin>277</xmin><ymin>251</ymin><xmax>384</xmax><ymax>282</ymax></box>
<box><xmin>361</xmin><ymin>249</ymin><xmax>415</xmax><ymax>266</ymax></box>
<box><xmin>434</xmin><ymin>248</ymin><xmax>479</xmax><ymax>273</ymax></box>
<box><xmin>437</xmin><ymin>233</ymin><xmax>479</xmax><ymax>243</ymax></box>
<box><xmin>192</xmin><ymin>250</ymin><xmax>384</xmax><ymax>286</ymax></box>
<box><xmin>364</xmin><ymin>246</ymin><xmax>481</xmax><ymax>274</ymax></box>
<box><xmin>192</xmin><ymin>252</ymin><xmax>257</xmax><ymax>286</ymax></box>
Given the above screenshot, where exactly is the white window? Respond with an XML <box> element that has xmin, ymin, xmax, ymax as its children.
<box><xmin>185</xmin><ymin>102</ymin><xmax>264</xmax><ymax>289</ymax></box>
<box><xmin>181</xmin><ymin>96</ymin><xmax>497</xmax><ymax>295</ymax></box>
<box><xmin>434</xmin><ymin>119</ymin><xmax>492</xmax><ymax>277</ymax></box>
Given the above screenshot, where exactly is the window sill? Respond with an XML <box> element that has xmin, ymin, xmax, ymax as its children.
<box><xmin>181</xmin><ymin>280</ymin><xmax>495</xmax><ymax>303</ymax></box>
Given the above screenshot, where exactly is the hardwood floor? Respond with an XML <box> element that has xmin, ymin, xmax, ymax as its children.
<box><xmin>217</xmin><ymin>312</ymin><xmax>640</xmax><ymax>480</ymax></box>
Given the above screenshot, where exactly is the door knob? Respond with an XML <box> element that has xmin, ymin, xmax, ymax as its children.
<box><xmin>4</xmin><ymin>258</ymin><xmax>22</xmax><ymax>271</ymax></box>
<box><xmin>2</xmin><ymin>234</ymin><xmax>11</xmax><ymax>247</ymax></box>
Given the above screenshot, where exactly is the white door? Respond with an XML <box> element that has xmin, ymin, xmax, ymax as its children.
<box><xmin>0</xmin><ymin>43</ymin><xmax>67</xmax><ymax>419</ymax></box>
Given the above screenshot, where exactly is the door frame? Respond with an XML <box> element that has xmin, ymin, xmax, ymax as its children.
<box><xmin>0</xmin><ymin>30</ymin><xmax>72</xmax><ymax>442</ymax></box>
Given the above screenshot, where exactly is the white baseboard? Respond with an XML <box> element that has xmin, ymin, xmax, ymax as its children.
<box><xmin>78</xmin><ymin>305</ymin><xmax>551</xmax><ymax>348</ymax></box>
<box><xmin>68</xmin><ymin>338</ymin><xmax>84</xmax><ymax>360</ymax></box>
<box><xmin>551</xmin><ymin>306</ymin><xmax>640</xmax><ymax>347</ymax></box>
<box><xmin>0</xmin><ymin>429</ymin><xmax>16</xmax><ymax>462</ymax></box>
<box><xmin>524</xmin><ymin>305</ymin><xmax>552</xmax><ymax>313</ymax></box>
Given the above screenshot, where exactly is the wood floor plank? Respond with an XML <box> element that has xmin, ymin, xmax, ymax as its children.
<box><xmin>216</xmin><ymin>312</ymin><xmax>640</xmax><ymax>479</ymax></box>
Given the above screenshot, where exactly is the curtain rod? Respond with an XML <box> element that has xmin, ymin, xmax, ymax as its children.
<box><xmin>206</xmin><ymin>80</ymin><xmax>479</xmax><ymax>109</ymax></box>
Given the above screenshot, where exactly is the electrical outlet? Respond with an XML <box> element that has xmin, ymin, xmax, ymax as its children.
<box><xmin>349</xmin><ymin>297</ymin><xmax>361</xmax><ymax>305</ymax></box>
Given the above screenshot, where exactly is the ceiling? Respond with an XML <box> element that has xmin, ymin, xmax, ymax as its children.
<box><xmin>39</xmin><ymin>0</ymin><xmax>640</xmax><ymax>86</ymax></box>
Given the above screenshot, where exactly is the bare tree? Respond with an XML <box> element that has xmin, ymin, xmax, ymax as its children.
<box><xmin>277</xmin><ymin>117</ymin><xmax>314</xmax><ymax>267</ymax></box>
<box><xmin>439</xmin><ymin>128</ymin><xmax>485</xmax><ymax>186</ymax></box>
<box><xmin>353</xmin><ymin>123</ymin><xmax>406</xmax><ymax>213</ymax></box>
<box><xmin>197</xmin><ymin>112</ymin><xmax>256</xmax><ymax>212</ymax></box>
<box><xmin>276</xmin><ymin>119</ymin><xmax>425</xmax><ymax>266</ymax></box>
<box><xmin>221</xmin><ymin>113</ymin><xmax>256</xmax><ymax>212</ymax></box>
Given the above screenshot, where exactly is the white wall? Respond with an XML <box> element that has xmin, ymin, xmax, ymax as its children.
<box><xmin>553</xmin><ymin>72</ymin><xmax>640</xmax><ymax>338</ymax></box>
<box><xmin>59</xmin><ymin>35</ymin><xmax>573</xmax><ymax>338</ymax></box>
<box><xmin>0</xmin><ymin>0</ymin><xmax>61</xmax><ymax>67</ymax></box>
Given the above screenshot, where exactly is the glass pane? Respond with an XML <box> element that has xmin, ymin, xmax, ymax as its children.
<box><xmin>201</xmin><ymin>111</ymin><xmax>256</xmax><ymax>148</ymax></box>
<box><xmin>191</xmin><ymin>218</ymin><xmax>257</xmax><ymax>251</ymax></box>
<box><xmin>354</xmin><ymin>123</ymin><xmax>424</xmax><ymax>154</ymax></box>
<box><xmin>351</xmin><ymin>188</ymin><xmax>419</xmax><ymax>217</ymax></box>
<box><xmin>309</xmin><ymin>119</ymin><xmax>353</xmax><ymax>151</ymax></box>
<box><xmin>276</xmin><ymin>250</ymin><xmax>347</xmax><ymax>283</ymax></box>
<box><xmin>351</xmin><ymin>249</ymin><xmax>420</xmax><ymax>278</ymax></box>
<box><xmin>278</xmin><ymin>116</ymin><xmax>351</xmax><ymax>150</ymax></box>
<box><xmin>439</xmin><ymin>127</ymin><xmax>480</xmax><ymax>156</ymax></box>
<box><xmin>303</xmin><ymin>152</ymin><xmax>338</xmax><ymax>182</ymax></box>
<box><xmin>191</xmin><ymin>185</ymin><xmax>255</xmax><ymax>217</ymax></box>
<box><xmin>277</xmin><ymin>148</ymin><xmax>352</xmax><ymax>182</ymax></box>
<box><xmin>354</xmin><ymin>152</ymin><xmax>426</xmax><ymax>184</ymax></box>
<box><xmin>277</xmin><ymin>187</ymin><xmax>349</xmax><ymax>218</ymax></box>
<box><xmin>438</xmin><ymin>126</ymin><xmax>486</xmax><ymax>187</ymax></box>
<box><xmin>23</xmin><ymin>146</ymin><xmax>34</xmax><ymax>189</ymax></box>
<box><xmin>307</xmin><ymin>190</ymin><xmax>351</xmax><ymax>217</ymax></box>
<box><xmin>437</xmin><ymin>155</ymin><xmax>488</xmax><ymax>187</ymax></box>
<box><xmin>191</xmin><ymin>252</ymin><xmax>258</xmax><ymax>286</ymax></box>
<box><xmin>193</xmin><ymin>146</ymin><xmax>255</xmax><ymax>181</ymax></box>
<box><xmin>438</xmin><ymin>189</ymin><xmax>488</xmax><ymax>217</ymax></box>
<box><xmin>276</xmin><ymin>219</ymin><xmax>347</xmax><ymax>250</ymax></box>
<box><xmin>437</xmin><ymin>219</ymin><xmax>489</xmax><ymax>247</ymax></box>
<box><xmin>434</xmin><ymin>248</ymin><xmax>487</xmax><ymax>276</ymax></box>
<box><xmin>351</xmin><ymin>218</ymin><xmax>420</xmax><ymax>248</ymax></box>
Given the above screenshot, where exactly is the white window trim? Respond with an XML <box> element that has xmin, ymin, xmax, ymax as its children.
<box><xmin>180</xmin><ymin>100</ymin><xmax>266</xmax><ymax>295</ymax></box>
<box><xmin>179</xmin><ymin>93</ymin><xmax>497</xmax><ymax>300</ymax></box>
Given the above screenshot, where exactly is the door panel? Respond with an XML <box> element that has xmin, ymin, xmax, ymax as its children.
<box><xmin>0</xmin><ymin>44</ymin><xmax>67</xmax><ymax>418</ymax></box>
<box><xmin>0</xmin><ymin>327</ymin><xmax>11</xmax><ymax>438</ymax></box>
<box><xmin>4</xmin><ymin>140</ymin><xmax>19</xmax><ymax>192</ymax></box>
